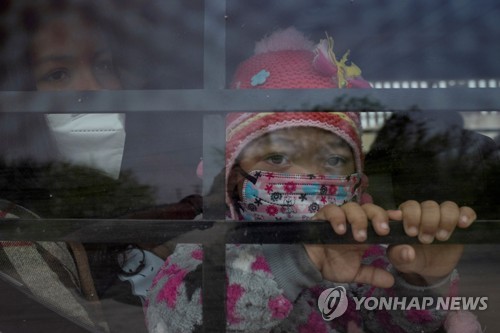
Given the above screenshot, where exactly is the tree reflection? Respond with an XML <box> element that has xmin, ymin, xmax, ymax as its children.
<box><xmin>0</xmin><ymin>159</ymin><xmax>155</xmax><ymax>218</ymax></box>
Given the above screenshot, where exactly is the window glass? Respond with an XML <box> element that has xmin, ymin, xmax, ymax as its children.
<box><xmin>0</xmin><ymin>1</ymin><xmax>499</xmax><ymax>332</ymax></box>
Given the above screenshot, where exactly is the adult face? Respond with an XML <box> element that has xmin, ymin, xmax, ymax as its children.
<box><xmin>30</xmin><ymin>14</ymin><xmax>121</xmax><ymax>91</ymax></box>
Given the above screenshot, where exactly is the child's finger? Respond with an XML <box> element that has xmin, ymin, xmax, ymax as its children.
<box><xmin>458</xmin><ymin>206</ymin><xmax>477</xmax><ymax>228</ymax></box>
<box><xmin>342</xmin><ymin>202</ymin><xmax>368</xmax><ymax>242</ymax></box>
<box><xmin>418</xmin><ymin>201</ymin><xmax>441</xmax><ymax>244</ymax></box>
<box><xmin>435</xmin><ymin>201</ymin><xmax>460</xmax><ymax>241</ymax></box>
<box><xmin>387</xmin><ymin>209</ymin><xmax>403</xmax><ymax>221</ymax></box>
<box><xmin>353</xmin><ymin>265</ymin><xmax>395</xmax><ymax>288</ymax></box>
<box><xmin>387</xmin><ymin>244</ymin><xmax>418</xmax><ymax>273</ymax></box>
<box><xmin>362</xmin><ymin>203</ymin><xmax>390</xmax><ymax>235</ymax></box>
<box><xmin>399</xmin><ymin>200</ymin><xmax>421</xmax><ymax>237</ymax></box>
<box><xmin>313</xmin><ymin>205</ymin><xmax>347</xmax><ymax>235</ymax></box>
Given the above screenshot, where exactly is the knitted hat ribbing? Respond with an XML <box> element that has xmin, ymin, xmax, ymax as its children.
<box><xmin>226</xmin><ymin>111</ymin><xmax>363</xmax><ymax>178</ymax></box>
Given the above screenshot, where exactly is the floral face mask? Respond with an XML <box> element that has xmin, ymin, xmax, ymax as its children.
<box><xmin>237</xmin><ymin>170</ymin><xmax>362</xmax><ymax>221</ymax></box>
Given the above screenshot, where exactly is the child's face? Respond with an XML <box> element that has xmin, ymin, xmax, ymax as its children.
<box><xmin>31</xmin><ymin>15</ymin><xmax>121</xmax><ymax>91</ymax></box>
<box><xmin>236</xmin><ymin>127</ymin><xmax>355</xmax><ymax>195</ymax></box>
<box><xmin>229</xmin><ymin>126</ymin><xmax>361</xmax><ymax>220</ymax></box>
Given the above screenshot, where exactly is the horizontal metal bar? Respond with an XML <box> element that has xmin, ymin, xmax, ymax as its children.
<box><xmin>0</xmin><ymin>219</ymin><xmax>499</xmax><ymax>244</ymax></box>
<box><xmin>0</xmin><ymin>88</ymin><xmax>499</xmax><ymax>113</ymax></box>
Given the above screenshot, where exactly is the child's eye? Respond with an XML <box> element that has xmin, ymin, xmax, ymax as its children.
<box><xmin>265</xmin><ymin>154</ymin><xmax>289</xmax><ymax>166</ymax></box>
<box><xmin>325</xmin><ymin>156</ymin><xmax>346</xmax><ymax>168</ymax></box>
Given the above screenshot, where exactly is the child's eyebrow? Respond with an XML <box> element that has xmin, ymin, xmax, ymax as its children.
<box><xmin>264</xmin><ymin>136</ymin><xmax>294</xmax><ymax>146</ymax></box>
<box><xmin>324</xmin><ymin>139</ymin><xmax>351</xmax><ymax>150</ymax></box>
<box><xmin>260</xmin><ymin>131</ymin><xmax>351</xmax><ymax>152</ymax></box>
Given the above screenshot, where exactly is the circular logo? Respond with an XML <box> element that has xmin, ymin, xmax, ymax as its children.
<box><xmin>317</xmin><ymin>286</ymin><xmax>349</xmax><ymax>321</ymax></box>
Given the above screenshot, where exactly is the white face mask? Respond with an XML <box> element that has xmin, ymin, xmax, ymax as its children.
<box><xmin>237</xmin><ymin>170</ymin><xmax>362</xmax><ymax>221</ymax></box>
<box><xmin>45</xmin><ymin>113</ymin><xmax>126</xmax><ymax>179</ymax></box>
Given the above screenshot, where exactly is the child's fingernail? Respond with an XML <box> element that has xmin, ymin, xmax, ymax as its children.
<box><xmin>337</xmin><ymin>223</ymin><xmax>346</xmax><ymax>233</ymax></box>
<box><xmin>459</xmin><ymin>215</ymin><xmax>469</xmax><ymax>227</ymax></box>
<box><xmin>437</xmin><ymin>229</ymin><xmax>449</xmax><ymax>240</ymax></box>
<box><xmin>356</xmin><ymin>230</ymin><xmax>367</xmax><ymax>240</ymax></box>
<box><xmin>419</xmin><ymin>233</ymin><xmax>434</xmax><ymax>244</ymax></box>
<box><xmin>407</xmin><ymin>226</ymin><xmax>418</xmax><ymax>236</ymax></box>
<box><xmin>380</xmin><ymin>222</ymin><xmax>389</xmax><ymax>230</ymax></box>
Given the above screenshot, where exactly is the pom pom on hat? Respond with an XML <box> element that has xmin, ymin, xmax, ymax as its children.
<box><xmin>254</xmin><ymin>27</ymin><xmax>314</xmax><ymax>54</ymax></box>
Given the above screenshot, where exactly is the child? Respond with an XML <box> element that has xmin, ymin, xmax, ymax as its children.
<box><xmin>145</xmin><ymin>28</ymin><xmax>480</xmax><ymax>333</ymax></box>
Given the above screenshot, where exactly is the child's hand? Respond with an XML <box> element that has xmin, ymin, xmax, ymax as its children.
<box><xmin>305</xmin><ymin>202</ymin><xmax>395</xmax><ymax>289</ymax></box>
<box><xmin>386</xmin><ymin>200</ymin><xmax>476</xmax><ymax>285</ymax></box>
<box><xmin>304</xmin><ymin>200</ymin><xmax>476</xmax><ymax>288</ymax></box>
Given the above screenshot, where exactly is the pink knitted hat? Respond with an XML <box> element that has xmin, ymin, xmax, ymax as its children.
<box><xmin>226</xmin><ymin>28</ymin><xmax>371</xmax><ymax>218</ymax></box>
<box><xmin>231</xmin><ymin>27</ymin><xmax>371</xmax><ymax>90</ymax></box>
